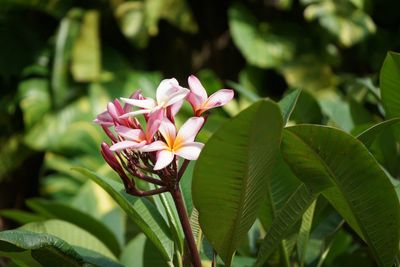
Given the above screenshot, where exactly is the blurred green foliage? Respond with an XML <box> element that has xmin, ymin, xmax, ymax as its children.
<box><xmin>1</xmin><ymin>0</ymin><xmax>400</xmax><ymax>266</ymax></box>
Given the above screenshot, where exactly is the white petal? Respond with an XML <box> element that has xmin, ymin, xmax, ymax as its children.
<box><xmin>188</xmin><ymin>75</ymin><xmax>207</xmax><ymax>102</ymax></box>
<box><xmin>121</xmin><ymin>97</ymin><xmax>156</xmax><ymax>110</ymax></box>
<box><xmin>139</xmin><ymin>141</ymin><xmax>169</xmax><ymax>152</ymax></box>
<box><xmin>203</xmin><ymin>89</ymin><xmax>234</xmax><ymax>111</ymax></box>
<box><xmin>115</xmin><ymin>126</ymin><xmax>145</xmax><ymax>141</ymax></box>
<box><xmin>110</xmin><ymin>140</ymin><xmax>146</xmax><ymax>151</ymax></box>
<box><xmin>119</xmin><ymin>109</ymin><xmax>150</xmax><ymax>119</ymax></box>
<box><xmin>154</xmin><ymin>150</ymin><xmax>174</xmax><ymax>170</ymax></box>
<box><xmin>156</xmin><ymin>78</ymin><xmax>179</xmax><ymax>104</ymax></box>
<box><xmin>175</xmin><ymin>142</ymin><xmax>204</xmax><ymax>160</ymax></box>
<box><xmin>158</xmin><ymin>118</ymin><xmax>176</xmax><ymax>147</ymax></box>
<box><xmin>163</xmin><ymin>86</ymin><xmax>189</xmax><ymax>107</ymax></box>
<box><xmin>175</xmin><ymin>117</ymin><xmax>204</xmax><ymax>144</ymax></box>
<box><xmin>171</xmin><ymin>100</ymin><xmax>183</xmax><ymax>116</ymax></box>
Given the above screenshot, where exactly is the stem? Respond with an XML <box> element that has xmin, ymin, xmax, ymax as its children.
<box><xmin>171</xmin><ymin>186</ymin><xmax>202</xmax><ymax>267</ymax></box>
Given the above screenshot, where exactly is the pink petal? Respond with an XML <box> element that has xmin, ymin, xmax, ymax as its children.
<box><xmin>119</xmin><ymin>109</ymin><xmax>150</xmax><ymax>119</ymax></box>
<box><xmin>145</xmin><ymin>108</ymin><xmax>163</xmax><ymax>141</ymax></box>
<box><xmin>158</xmin><ymin>118</ymin><xmax>176</xmax><ymax>147</ymax></box>
<box><xmin>110</xmin><ymin>140</ymin><xmax>146</xmax><ymax>151</ymax></box>
<box><xmin>188</xmin><ymin>75</ymin><xmax>208</xmax><ymax>102</ymax></box>
<box><xmin>154</xmin><ymin>150</ymin><xmax>174</xmax><ymax>170</ymax></box>
<box><xmin>202</xmin><ymin>89</ymin><xmax>234</xmax><ymax>111</ymax></box>
<box><xmin>156</xmin><ymin>78</ymin><xmax>179</xmax><ymax>104</ymax></box>
<box><xmin>115</xmin><ymin>126</ymin><xmax>145</xmax><ymax>141</ymax></box>
<box><xmin>123</xmin><ymin>90</ymin><xmax>142</xmax><ymax>112</ymax></box>
<box><xmin>107</xmin><ymin>102</ymin><xmax>119</xmax><ymax>120</ymax></box>
<box><xmin>175</xmin><ymin>117</ymin><xmax>204</xmax><ymax>144</ymax></box>
<box><xmin>93</xmin><ymin>110</ymin><xmax>113</xmax><ymax>126</ymax></box>
<box><xmin>121</xmin><ymin>97</ymin><xmax>156</xmax><ymax>110</ymax></box>
<box><xmin>186</xmin><ymin>92</ymin><xmax>204</xmax><ymax>112</ymax></box>
<box><xmin>139</xmin><ymin>141</ymin><xmax>169</xmax><ymax>152</ymax></box>
<box><xmin>175</xmin><ymin>142</ymin><xmax>204</xmax><ymax>160</ymax></box>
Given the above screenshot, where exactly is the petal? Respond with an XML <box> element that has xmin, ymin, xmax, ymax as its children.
<box><xmin>202</xmin><ymin>89</ymin><xmax>234</xmax><ymax>111</ymax></box>
<box><xmin>175</xmin><ymin>142</ymin><xmax>204</xmax><ymax>160</ymax></box>
<box><xmin>186</xmin><ymin>92</ymin><xmax>204</xmax><ymax>111</ymax></box>
<box><xmin>158</xmin><ymin>118</ymin><xmax>176</xmax><ymax>147</ymax></box>
<box><xmin>121</xmin><ymin>97</ymin><xmax>156</xmax><ymax>110</ymax></box>
<box><xmin>119</xmin><ymin>109</ymin><xmax>150</xmax><ymax>119</ymax></box>
<box><xmin>146</xmin><ymin>108</ymin><xmax>163</xmax><ymax>141</ymax></box>
<box><xmin>93</xmin><ymin>110</ymin><xmax>113</xmax><ymax>126</ymax></box>
<box><xmin>115</xmin><ymin>126</ymin><xmax>145</xmax><ymax>141</ymax></box>
<box><xmin>110</xmin><ymin>140</ymin><xmax>146</xmax><ymax>151</ymax></box>
<box><xmin>154</xmin><ymin>150</ymin><xmax>174</xmax><ymax>170</ymax></box>
<box><xmin>171</xmin><ymin>100</ymin><xmax>183</xmax><ymax>116</ymax></box>
<box><xmin>163</xmin><ymin>86</ymin><xmax>190</xmax><ymax>107</ymax></box>
<box><xmin>188</xmin><ymin>75</ymin><xmax>207</xmax><ymax>102</ymax></box>
<box><xmin>107</xmin><ymin>102</ymin><xmax>119</xmax><ymax>120</ymax></box>
<box><xmin>175</xmin><ymin>117</ymin><xmax>204</xmax><ymax>144</ymax></box>
<box><xmin>123</xmin><ymin>90</ymin><xmax>142</xmax><ymax>112</ymax></box>
<box><xmin>156</xmin><ymin>78</ymin><xmax>179</xmax><ymax>104</ymax></box>
<box><xmin>139</xmin><ymin>141</ymin><xmax>169</xmax><ymax>152</ymax></box>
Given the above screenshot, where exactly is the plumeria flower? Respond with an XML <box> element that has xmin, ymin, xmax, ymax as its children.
<box><xmin>110</xmin><ymin>108</ymin><xmax>163</xmax><ymax>151</ymax></box>
<box><xmin>140</xmin><ymin>117</ymin><xmax>205</xmax><ymax>170</ymax></box>
<box><xmin>187</xmin><ymin>75</ymin><xmax>234</xmax><ymax>116</ymax></box>
<box><xmin>120</xmin><ymin>78</ymin><xmax>189</xmax><ymax>118</ymax></box>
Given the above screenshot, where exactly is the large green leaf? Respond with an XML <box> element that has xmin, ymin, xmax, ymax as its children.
<box><xmin>20</xmin><ymin>219</ymin><xmax>115</xmax><ymax>260</ymax></box>
<box><xmin>0</xmin><ymin>229</ymin><xmax>122</xmax><ymax>267</ymax></box>
<box><xmin>281</xmin><ymin>125</ymin><xmax>400</xmax><ymax>267</ymax></box>
<box><xmin>192</xmin><ymin>100</ymin><xmax>283</xmax><ymax>266</ymax></box>
<box><xmin>278</xmin><ymin>89</ymin><xmax>302</xmax><ymax>125</ymax></box>
<box><xmin>73</xmin><ymin>167</ymin><xmax>174</xmax><ymax>262</ymax></box>
<box><xmin>25</xmin><ymin>198</ymin><xmax>121</xmax><ymax>256</ymax></box>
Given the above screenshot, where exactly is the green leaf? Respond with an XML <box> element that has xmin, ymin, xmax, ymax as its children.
<box><xmin>25</xmin><ymin>198</ymin><xmax>121</xmax><ymax>256</ymax></box>
<box><xmin>0</xmin><ymin>230</ymin><xmax>122</xmax><ymax>267</ymax></box>
<box><xmin>278</xmin><ymin>89</ymin><xmax>302</xmax><ymax>125</ymax></box>
<box><xmin>228</xmin><ymin>4</ymin><xmax>294</xmax><ymax>68</ymax></box>
<box><xmin>226</xmin><ymin>81</ymin><xmax>260</xmax><ymax>102</ymax></box>
<box><xmin>120</xmin><ymin>234</ymin><xmax>170</xmax><ymax>267</ymax></box>
<box><xmin>356</xmin><ymin>118</ymin><xmax>400</xmax><ymax>147</ymax></box>
<box><xmin>282</xmin><ymin>125</ymin><xmax>400</xmax><ymax>267</ymax></box>
<box><xmin>52</xmin><ymin>8</ymin><xmax>83</xmax><ymax>107</ymax></box>
<box><xmin>20</xmin><ymin>219</ymin><xmax>116</xmax><ymax>260</ymax></box>
<box><xmin>73</xmin><ymin>167</ymin><xmax>174</xmax><ymax>262</ymax></box>
<box><xmin>255</xmin><ymin>184</ymin><xmax>318</xmax><ymax>267</ymax></box>
<box><xmin>192</xmin><ymin>100</ymin><xmax>283</xmax><ymax>266</ymax></box>
<box><xmin>381</xmin><ymin>52</ymin><xmax>400</xmax><ymax>118</ymax></box>
<box><xmin>297</xmin><ymin>200</ymin><xmax>317</xmax><ymax>267</ymax></box>
<box><xmin>303</xmin><ymin>0</ymin><xmax>376</xmax><ymax>47</ymax></box>
<box><xmin>380</xmin><ymin>51</ymin><xmax>400</xmax><ymax>141</ymax></box>
<box><xmin>0</xmin><ymin>210</ymin><xmax>45</xmax><ymax>225</ymax></box>
<box><xmin>71</xmin><ymin>10</ymin><xmax>101</xmax><ymax>82</ymax></box>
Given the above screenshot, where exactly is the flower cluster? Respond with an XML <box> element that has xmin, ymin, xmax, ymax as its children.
<box><xmin>95</xmin><ymin>75</ymin><xmax>233</xmax><ymax>196</ymax></box>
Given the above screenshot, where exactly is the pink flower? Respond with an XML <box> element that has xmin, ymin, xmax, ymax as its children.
<box><xmin>110</xmin><ymin>108</ymin><xmax>163</xmax><ymax>151</ymax></box>
<box><xmin>120</xmin><ymin>78</ymin><xmax>189</xmax><ymax>118</ymax></box>
<box><xmin>140</xmin><ymin>117</ymin><xmax>205</xmax><ymax>170</ymax></box>
<box><xmin>187</xmin><ymin>75</ymin><xmax>234</xmax><ymax>116</ymax></box>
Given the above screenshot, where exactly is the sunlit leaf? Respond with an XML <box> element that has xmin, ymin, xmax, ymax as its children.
<box><xmin>193</xmin><ymin>100</ymin><xmax>283</xmax><ymax>265</ymax></box>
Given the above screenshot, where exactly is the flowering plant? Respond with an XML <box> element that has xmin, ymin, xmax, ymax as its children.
<box><xmin>94</xmin><ymin>75</ymin><xmax>233</xmax><ymax>266</ymax></box>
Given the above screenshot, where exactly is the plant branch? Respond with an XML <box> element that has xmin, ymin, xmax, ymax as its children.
<box><xmin>171</xmin><ymin>186</ymin><xmax>202</xmax><ymax>267</ymax></box>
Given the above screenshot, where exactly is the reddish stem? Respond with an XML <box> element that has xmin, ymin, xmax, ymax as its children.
<box><xmin>170</xmin><ymin>187</ymin><xmax>202</xmax><ymax>267</ymax></box>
